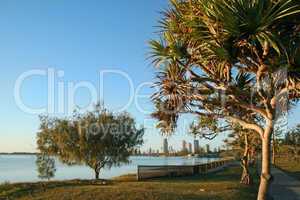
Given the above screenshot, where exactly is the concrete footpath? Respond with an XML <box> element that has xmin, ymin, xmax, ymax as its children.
<box><xmin>269</xmin><ymin>167</ymin><xmax>300</xmax><ymax>200</ymax></box>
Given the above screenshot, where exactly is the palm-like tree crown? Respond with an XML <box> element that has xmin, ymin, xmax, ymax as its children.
<box><xmin>150</xmin><ymin>0</ymin><xmax>300</xmax><ymax>135</ymax></box>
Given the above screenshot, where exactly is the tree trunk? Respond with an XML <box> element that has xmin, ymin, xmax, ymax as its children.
<box><xmin>272</xmin><ymin>134</ymin><xmax>276</xmax><ymax>165</ymax></box>
<box><xmin>240</xmin><ymin>133</ymin><xmax>253</xmax><ymax>185</ymax></box>
<box><xmin>250</xmin><ymin>148</ymin><xmax>256</xmax><ymax>166</ymax></box>
<box><xmin>257</xmin><ymin>125</ymin><xmax>273</xmax><ymax>200</ymax></box>
<box><xmin>241</xmin><ymin>160</ymin><xmax>252</xmax><ymax>185</ymax></box>
<box><xmin>95</xmin><ymin>169</ymin><xmax>100</xmax><ymax>180</ymax></box>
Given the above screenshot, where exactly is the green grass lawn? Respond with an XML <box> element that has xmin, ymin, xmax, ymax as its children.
<box><xmin>0</xmin><ymin>166</ymin><xmax>258</xmax><ymax>200</ymax></box>
<box><xmin>275</xmin><ymin>156</ymin><xmax>300</xmax><ymax>180</ymax></box>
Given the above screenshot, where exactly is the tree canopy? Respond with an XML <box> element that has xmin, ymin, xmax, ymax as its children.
<box><xmin>37</xmin><ymin>106</ymin><xmax>144</xmax><ymax>179</ymax></box>
<box><xmin>36</xmin><ymin>154</ymin><xmax>56</xmax><ymax>181</ymax></box>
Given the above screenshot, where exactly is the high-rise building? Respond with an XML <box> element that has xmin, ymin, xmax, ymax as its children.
<box><xmin>194</xmin><ymin>140</ymin><xmax>199</xmax><ymax>154</ymax></box>
<box><xmin>163</xmin><ymin>138</ymin><xmax>169</xmax><ymax>154</ymax></box>
<box><xmin>149</xmin><ymin>148</ymin><xmax>152</xmax><ymax>155</ymax></box>
<box><xmin>169</xmin><ymin>146</ymin><xmax>174</xmax><ymax>154</ymax></box>
<box><xmin>206</xmin><ymin>144</ymin><xmax>210</xmax><ymax>153</ymax></box>
<box><xmin>214</xmin><ymin>147</ymin><xmax>218</xmax><ymax>153</ymax></box>
<box><xmin>188</xmin><ymin>143</ymin><xmax>192</xmax><ymax>153</ymax></box>
<box><xmin>182</xmin><ymin>140</ymin><xmax>187</xmax><ymax>152</ymax></box>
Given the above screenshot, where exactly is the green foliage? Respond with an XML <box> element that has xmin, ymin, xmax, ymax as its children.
<box><xmin>151</xmin><ymin>99</ymin><xmax>179</xmax><ymax>135</ymax></box>
<box><xmin>190</xmin><ymin>116</ymin><xmax>222</xmax><ymax>140</ymax></box>
<box><xmin>224</xmin><ymin>127</ymin><xmax>261</xmax><ymax>154</ymax></box>
<box><xmin>283</xmin><ymin>124</ymin><xmax>300</xmax><ymax>156</ymax></box>
<box><xmin>284</xmin><ymin>124</ymin><xmax>300</xmax><ymax>145</ymax></box>
<box><xmin>36</xmin><ymin>154</ymin><xmax>56</xmax><ymax>181</ymax></box>
<box><xmin>37</xmin><ymin>105</ymin><xmax>144</xmax><ymax>179</ymax></box>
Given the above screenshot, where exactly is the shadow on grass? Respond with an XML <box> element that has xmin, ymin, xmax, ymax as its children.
<box><xmin>0</xmin><ymin>166</ymin><xmax>259</xmax><ymax>200</ymax></box>
<box><xmin>0</xmin><ymin>179</ymin><xmax>112</xmax><ymax>199</ymax></box>
<box><xmin>145</xmin><ymin>166</ymin><xmax>259</xmax><ymax>200</ymax></box>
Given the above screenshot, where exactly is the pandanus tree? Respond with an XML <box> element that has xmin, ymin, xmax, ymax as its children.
<box><xmin>149</xmin><ymin>0</ymin><xmax>300</xmax><ymax>199</ymax></box>
<box><xmin>151</xmin><ymin>100</ymin><xmax>179</xmax><ymax>135</ymax></box>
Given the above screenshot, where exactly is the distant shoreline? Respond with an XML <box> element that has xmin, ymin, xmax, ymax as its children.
<box><xmin>0</xmin><ymin>152</ymin><xmax>38</xmax><ymax>155</ymax></box>
<box><xmin>0</xmin><ymin>153</ymin><xmax>221</xmax><ymax>158</ymax></box>
<box><xmin>0</xmin><ymin>153</ymin><xmax>223</xmax><ymax>157</ymax></box>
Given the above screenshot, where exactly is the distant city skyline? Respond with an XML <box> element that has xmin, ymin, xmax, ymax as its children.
<box><xmin>157</xmin><ymin>138</ymin><xmax>219</xmax><ymax>154</ymax></box>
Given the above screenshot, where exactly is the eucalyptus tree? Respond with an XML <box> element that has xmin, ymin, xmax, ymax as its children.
<box><xmin>149</xmin><ymin>0</ymin><xmax>300</xmax><ymax>199</ymax></box>
<box><xmin>285</xmin><ymin>124</ymin><xmax>300</xmax><ymax>158</ymax></box>
<box><xmin>224</xmin><ymin>126</ymin><xmax>261</xmax><ymax>185</ymax></box>
<box><xmin>37</xmin><ymin>106</ymin><xmax>144</xmax><ymax>179</ymax></box>
<box><xmin>191</xmin><ymin>115</ymin><xmax>260</xmax><ymax>185</ymax></box>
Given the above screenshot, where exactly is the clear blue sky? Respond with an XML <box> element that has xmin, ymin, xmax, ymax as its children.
<box><xmin>0</xmin><ymin>0</ymin><xmax>299</xmax><ymax>153</ymax></box>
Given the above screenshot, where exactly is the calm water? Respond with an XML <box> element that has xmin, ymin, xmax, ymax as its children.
<box><xmin>0</xmin><ymin>155</ymin><xmax>218</xmax><ymax>183</ymax></box>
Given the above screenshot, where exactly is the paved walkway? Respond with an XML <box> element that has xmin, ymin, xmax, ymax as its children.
<box><xmin>269</xmin><ymin>167</ymin><xmax>300</xmax><ymax>200</ymax></box>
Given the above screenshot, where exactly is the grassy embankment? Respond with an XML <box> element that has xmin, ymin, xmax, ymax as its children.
<box><xmin>275</xmin><ymin>156</ymin><xmax>300</xmax><ymax>180</ymax></box>
<box><xmin>0</xmin><ymin>166</ymin><xmax>259</xmax><ymax>200</ymax></box>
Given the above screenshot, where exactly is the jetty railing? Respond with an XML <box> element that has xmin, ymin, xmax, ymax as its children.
<box><xmin>137</xmin><ymin>158</ymin><xmax>234</xmax><ymax>181</ymax></box>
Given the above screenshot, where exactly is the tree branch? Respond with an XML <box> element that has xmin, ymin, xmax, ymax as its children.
<box><xmin>193</xmin><ymin>111</ymin><xmax>264</xmax><ymax>137</ymax></box>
